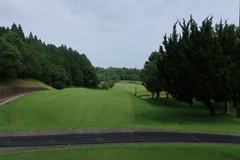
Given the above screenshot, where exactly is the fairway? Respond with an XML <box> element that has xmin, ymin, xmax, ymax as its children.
<box><xmin>114</xmin><ymin>82</ymin><xmax>149</xmax><ymax>96</ymax></box>
<box><xmin>0</xmin><ymin>83</ymin><xmax>240</xmax><ymax>133</ymax></box>
<box><xmin>0</xmin><ymin>144</ymin><xmax>240</xmax><ymax>160</ymax></box>
<box><xmin>0</xmin><ymin>88</ymin><xmax>136</xmax><ymax>130</ymax></box>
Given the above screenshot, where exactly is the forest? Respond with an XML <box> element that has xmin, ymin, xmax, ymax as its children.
<box><xmin>0</xmin><ymin>23</ymin><xmax>99</xmax><ymax>89</ymax></box>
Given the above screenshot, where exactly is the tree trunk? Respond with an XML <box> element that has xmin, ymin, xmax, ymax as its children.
<box><xmin>152</xmin><ymin>92</ymin><xmax>155</xmax><ymax>99</ymax></box>
<box><xmin>223</xmin><ymin>101</ymin><xmax>229</xmax><ymax>115</ymax></box>
<box><xmin>156</xmin><ymin>91</ymin><xmax>160</xmax><ymax>100</ymax></box>
<box><xmin>237</xmin><ymin>108</ymin><xmax>240</xmax><ymax>118</ymax></box>
<box><xmin>166</xmin><ymin>91</ymin><xmax>169</xmax><ymax>104</ymax></box>
<box><xmin>203</xmin><ymin>100</ymin><xmax>216</xmax><ymax>116</ymax></box>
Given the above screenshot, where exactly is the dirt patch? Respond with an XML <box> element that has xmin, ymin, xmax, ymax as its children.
<box><xmin>0</xmin><ymin>93</ymin><xmax>28</xmax><ymax>106</ymax></box>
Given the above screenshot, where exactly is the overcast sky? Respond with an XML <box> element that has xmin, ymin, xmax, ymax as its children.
<box><xmin>0</xmin><ymin>0</ymin><xmax>239</xmax><ymax>68</ymax></box>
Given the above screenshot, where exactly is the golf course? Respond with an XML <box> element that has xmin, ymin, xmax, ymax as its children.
<box><xmin>0</xmin><ymin>81</ymin><xmax>240</xmax><ymax>159</ymax></box>
<box><xmin>0</xmin><ymin>82</ymin><xmax>239</xmax><ymax>133</ymax></box>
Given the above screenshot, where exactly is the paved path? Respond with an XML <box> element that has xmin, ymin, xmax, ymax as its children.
<box><xmin>1</xmin><ymin>95</ymin><xmax>240</xmax><ymax>153</ymax></box>
<box><xmin>0</xmin><ymin>129</ymin><xmax>240</xmax><ymax>153</ymax></box>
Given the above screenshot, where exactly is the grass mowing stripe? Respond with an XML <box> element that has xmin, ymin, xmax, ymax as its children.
<box><xmin>114</xmin><ymin>82</ymin><xmax>149</xmax><ymax>96</ymax></box>
<box><xmin>0</xmin><ymin>88</ymin><xmax>135</xmax><ymax>130</ymax></box>
<box><xmin>0</xmin><ymin>144</ymin><xmax>240</xmax><ymax>160</ymax></box>
<box><xmin>0</xmin><ymin>83</ymin><xmax>239</xmax><ymax>133</ymax></box>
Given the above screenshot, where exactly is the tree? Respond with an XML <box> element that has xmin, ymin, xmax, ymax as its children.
<box><xmin>0</xmin><ymin>37</ymin><xmax>22</xmax><ymax>78</ymax></box>
<box><xmin>158</xmin><ymin>16</ymin><xmax>240</xmax><ymax>116</ymax></box>
<box><xmin>50</xmin><ymin>65</ymin><xmax>69</xmax><ymax>89</ymax></box>
<box><xmin>0</xmin><ymin>26</ymin><xmax>9</xmax><ymax>36</ymax></box>
<box><xmin>11</xmin><ymin>23</ymin><xmax>25</xmax><ymax>40</ymax></box>
<box><xmin>82</xmin><ymin>65</ymin><xmax>100</xmax><ymax>87</ymax></box>
<box><xmin>141</xmin><ymin>51</ymin><xmax>163</xmax><ymax>99</ymax></box>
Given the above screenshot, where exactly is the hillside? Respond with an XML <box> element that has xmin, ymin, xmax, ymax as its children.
<box><xmin>0</xmin><ymin>23</ymin><xmax>99</xmax><ymax>89</ymax></box>
<box><xmin>0</xmin><ymin>78</ymin><xmax>51</xmax><ymax>89</ymax></box>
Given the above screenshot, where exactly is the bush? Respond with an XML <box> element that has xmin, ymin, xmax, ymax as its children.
<box><xmin>101</xmin><ymin>80</ymin><xmax>115</xmax><ymax>90</ymax></box>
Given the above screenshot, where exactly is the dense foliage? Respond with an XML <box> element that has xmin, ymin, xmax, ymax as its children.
<box><xmin>141</xmin><ymin>16</ymin><xmax>240</xmax><ymax>116</ymax></box>
<box><xmin>140</xmin><ymin>51</ymin><xmax>164</xmax><ymax>99</ymax></box>
<box><xmin>96</xmin><ymin>67</ymin><xmax>141</xmax><ymax>81</ymax></box>
<box><xmin>96</xmin><ymin>67</ymin><xmax>141</xmax><ymax>89</ymax></box>
<box><xmin>0</xmin><ymin>23</ymin><xmax>99</xmax><ymax>89</ymax></box>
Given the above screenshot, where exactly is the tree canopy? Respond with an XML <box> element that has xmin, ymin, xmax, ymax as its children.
<box><xmin>0</xmin><ymin>23</ymin><xmax>99</xmax><ymax>89</ymax></box>
<box><xmin>142</xmin><ymin>16</ymin><xmax>240</xmax><ymax>116</ymax></box>
<box><xmin>140</xmin><ymin>51</ymin><xmax>164</xmax><ymax>99</ymax></box>
<box><xmin>96</xmin><ymin>67</ymin><xmax>141</xmax><ymax>82</ymax></box>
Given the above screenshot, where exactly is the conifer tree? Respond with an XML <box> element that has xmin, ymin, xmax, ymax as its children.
<box><xmin>158</xmin><ymin>16</ymin><xmax>240</xmax><ymax>116</ymax></box>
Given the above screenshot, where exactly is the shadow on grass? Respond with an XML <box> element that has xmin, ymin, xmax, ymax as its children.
<box><xmin>133</xmin><ymin>95</ymin><xmax>238</xmax><ymax>126</ymax></box>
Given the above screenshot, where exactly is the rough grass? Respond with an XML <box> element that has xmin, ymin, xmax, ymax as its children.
<box><xmin>0</xmin><ymin>144</ymin><xmax>240</xmax><ymax>160</ymax></box>
<box><xmin>0</xmin><ymin>78</ymin><xmax>50</xmax><ymax>89</ymax></box>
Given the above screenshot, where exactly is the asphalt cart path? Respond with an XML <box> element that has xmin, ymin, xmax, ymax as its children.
<box><xmin>0</xmin><ymin>129</ymin><xmax>240</xmax><ymax>153</ymax></box>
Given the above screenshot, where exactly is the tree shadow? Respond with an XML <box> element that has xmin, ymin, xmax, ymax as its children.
<box><xmin>133</xmin><ymin>96</ymin><xmax>237</xmax><ymax>125</ymax></box>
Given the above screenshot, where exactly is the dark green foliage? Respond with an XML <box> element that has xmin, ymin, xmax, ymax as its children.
<box><xmin>96</xmin><ymin>67</ymin><xmax>141</xmax><ymax>82</ymax></box>
<box><xmin>101</xmin><ymin>80</ymin><xmax>115</xmax><ymax>90</ymax></box>
<box><xmin>11</xmin><ymin>23</ymin><xmax>25</xmax><ymax>40</ymax></box>
<box><xmin>0</xmin><ymin>26</ymin><xmax>9</xmax><ymax>37</ymax></box>
<box><xmin>157</xmin><ymin>16</ymin><xmax>240</xmax><ymax>116</ymax></box>
<box><xmin>0</xmin><ymin>24</ymin><xmax>99</xmax><ymax>89</ymax></box>
<box><xmin>141</xmin><ymin>51</ymin><xmax>164</xmax><ymax>99</ymax></box>
<box><xmin>0</xmin><ymin>36</ymin><xmax>22</xmax><ymax>78</ymax></box>
<box><xmin>82</xmin><ymin>65</ymin><xmax>100</xmax><ymax>87</ymax></box>
<box><xmin>138</xmin><ymin>15</ymin><xmax>240</xmax><ymax>116</ymax></box>
<box><xmin>96</xmin><ymin>67</ymin><xmax>140</xmax><ymax>90</ymax></box>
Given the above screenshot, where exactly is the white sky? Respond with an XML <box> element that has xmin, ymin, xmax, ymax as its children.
<box><xmin>0</xmin><ymin>0</ymin><xmax>239</xmax><ymax>68</ymax></box>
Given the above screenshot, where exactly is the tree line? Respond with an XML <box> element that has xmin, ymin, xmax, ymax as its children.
<box><xmin>96</xmin><ymin>67</ymin><xmax>141</xmax><ymax>81</ymax></box>
<box><xmin>141</xmin><ymin>16</ymin><xmax>240</xmax><ymax>117</ymax></box>
<box><xmin>0</xmin><ymin>23</ymin><xmax>99</xmax><ymax>89</ymax></box>
<box><xmin>96</xmin><ymin>67</ymin><xmax>141</xmax><ymax>89</ymax></box>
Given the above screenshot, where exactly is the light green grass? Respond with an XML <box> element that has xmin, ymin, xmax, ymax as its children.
<box><xmin>0</xmin><ymin>83</ymin><xmax>239</xmax><ymax>133</ymax></box>
<box><xmin>0</xmin><ymin>144</ymin><xmax>240</xmax><ymax>160</ymax></box>
<box><xmin>114</xmin><ymin>82</ymin><xmax>150</xmax><ymax>96</ymax></box>
<box><xmin>0</xmin><ymin>88</ymin><xmax>135</xmax><ymax>130</ymax></box>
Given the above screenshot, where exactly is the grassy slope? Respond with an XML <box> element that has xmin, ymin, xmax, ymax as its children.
<box><xmin>0</xmin><ymin>82</ymin><xmax>239</xmax><ymax>133</ymax></box>
<box><xmin>0</xmin><ymin>78</ymin><xmax>51</xmax><ymax>89</ymax></box>
<box><xmin>114</xmin><ymin>82</ymin><xmax>150</xmax><ymax>96</ymax></box>
<box><xmin>0</xmin><ymin>144</ymin><xmax>240</xmax><ymax>160</ymax></box>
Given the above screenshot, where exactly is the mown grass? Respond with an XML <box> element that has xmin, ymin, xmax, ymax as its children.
<box><xmin>0</xmin><ymin>88</ymin><xmax>135</xmax><ymax>130</ymax></box>
<box><xmin>114</xmin><ymin>82</ymin><xmax>150</xmax><ymax>96</ymax></box>
<box><xmin>0</xmin><ymin>82</ymin><xmax>239</xmax><ymax>133</ymax></box>
<box><xmin>0</xmin><ymin>144</ymin><xmax>240</xmax><ymax>160</ymax></box>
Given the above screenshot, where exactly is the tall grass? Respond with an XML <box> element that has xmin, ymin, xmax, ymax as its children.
<box><xmin>0</xmin><ymin>78</ymin><xmax>51</xmax><ymax>89</ymax></box>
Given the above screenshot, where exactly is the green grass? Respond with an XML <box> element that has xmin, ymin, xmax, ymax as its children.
<box><xmin>0</xmin><ymin>88</ymin><xmax>135</xmax><ymax>130</ymax></box>
<box><xmin>0</xmin><ymin>82</ymin><xmax>239</xmax><ymax>133</ymax></box>
<box><xmin>114</xmin><ymin>82</ymin><xmax>150</xmax><ymax>96</ymax></box>
<box><xmin>0</xmin><ymin>144</ymin><xmax>240</xmax><ymax>160</ymax></box>
<box><xmin>0</xmin><ymin>78</ymin><xmax>51</xmax><ymax>89</ymax></box>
